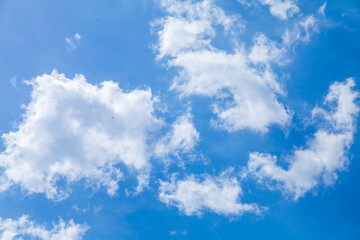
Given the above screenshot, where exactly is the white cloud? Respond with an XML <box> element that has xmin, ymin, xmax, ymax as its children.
<box><xmin>9</xmin><ymin>78</ymin><xmax>16</xmax><ymax>88</ymax></box>
<box><xmin>66</xmin><ymin>33</ymin><xmax>81</xmax><ymax>51</ymax></box>
<box><xmin>74</xmin><ymin>33</ymin><xmax>81</xmax><ymax>41</ymax></box>
<box><xmin>155</xmin><ymin>112</ymin><xmax>199</xmax><ymax>157</ymax></box>
<box><xmin>171</xmin><ymin>49</ymin><xmax>290</xmax><ymax>133</ymax></box>
<box><xmin>0</xmin><ymin>70</ymin><xmax>162</xmax><ymax>200</ymax></box>
<box><xmin>155</xmin><ymin>0</ymin><xmax>240</xmax><ymax>59</ymax></box>
<box><xmin>65</xmin><ymin>38</ymin><xmax>76</xmax><ymax>51</ymax></box>
<box><xmin>153</xmin><ymin>17</ymin><xmax>213</xmax><ymax>59</ymax></box>
<box><xmin>259</xmin><ymin>0</ymin><xmax>299</xmax><ymax>20</ymax></box>
<box><xmin>0</xmin><ymin>215</ymin><xmax>88</xmax><ymax>240</ymax></box>
<box><xmin>155</xmin><ymin>0</ymin><xmax>290</xmax><ymax>133</ymax></box>
<box><xmin>237</xmin><ymin>0</ymin><xmax>253</xmax><ymax>7</ymax></box>
<box><xmin>169</xmin><ymin>230</ymin><xmax>187</xmax><ymax>236</ymax></box>
<box><xmin>282</xmin><ymin>15</ymin><xmax>317</xmax><ymax>45</ymax></box>
<box><xmin>247</xmin><ymin>78</ymin><xmax>359</xmax><ymax>199</ymax></box>
<box><xmin>318</xmin><ymin>2</ymin><xmax>327</xmax><ymax>15</ymax></box>
<box><xmin>153</xmin><ymin>0</ymin><xmax>239</xmax><ymax>58</ymax></box>
<box><xmin>237</xmin><ymin>0</ymin><xmax>299</xmax><ymax>20</ymax></box>
<box><xmin>159</xmin><ymin>170</ymin><xmax>263</xmax><ymax>216</ymax></box>
<box><xmin>249</xmin><ymin>34</ymin><xmax>287</xmax><ymax>65</ymax></box>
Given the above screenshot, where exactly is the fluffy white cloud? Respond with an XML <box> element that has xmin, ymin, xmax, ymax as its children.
<box><xmin>0</xmin><ymin>70</ymin><xmax>162</xmax><ymax>200</ymax></box>
<box><xmin>171</xmin><ymin>49</ymin><xmax>289</xmax><ymax>133</ymax></box>
<box><xmin>155</xmin><ymin>0</ymin><xmax>290</xmax><ymax>133</ymax></box>
<box><xmin>155</xmin><ymin>112</ymin><xmax>199</xmax><ymax>157</ymax></box>
<box><xmin>259</xmin><ymin>0</ymin><xmax>299</xmax><ymax>20</ymax></box>
<box><xmin>153</xmin><ymin>0</ymin><xmax>238</xmax><ymax>58</ymax></box>
<box><xmin>247</xmin><ymin>79</ymin><xmax>359</xmax><ymax>199</ymax></box>
<box><xmin>159</xmin><ymin>170</ymin><xmax>262</xmax><ymax>216</ymax></box>
<box><xmin>249</xmin><ymin>34</ymin><xmax>287</xmax><ymax>65</ymax></box>
<box><xmin>0</xmin><ymin>215</ymin><xmax>88</xmax><ymax>240</ymax></box>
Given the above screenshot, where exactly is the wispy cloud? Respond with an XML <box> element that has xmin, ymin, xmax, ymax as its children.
<box><xmin>66</xmin><ymin>33</ymin><xmax>82</xmax><ymax>51</ymax></box>
<box><xmin>318</xmin><ymin>2</ymin><xmax>327</xmax><ymax>15</ymax></box>
<box><xmin>9</xmin><ymin>77</ymin><xmax>16</xmax><ymax>88</ymax></box>
<box><xmin>259</xmin><ymin>0</ymin><xmax>299</xmax><ymax>20</ymax></box>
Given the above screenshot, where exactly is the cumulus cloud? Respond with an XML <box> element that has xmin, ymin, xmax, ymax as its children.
<box><xmin>259</xmin><ymin>0</ymin><xmax>299</xmax><ymax>20</ymax></box>
<box><xmin>155</xmin><ymin>112</ymin><xmax>199</xmax><ymax>157</ymax></box>
<box><xmin>247</xmin><ymin>79</ymin><xmax>359</xmax><ymax>199</ymax></box>
<box><xmin>159</xmin><ymin>170</ymin><xmax>262</xmax><ymax>216</ymax></box>
<box><xmin>0</xmin><ymin>215</ymin><xmax>88</xmax><ymax>240</ymax></box>
<box><xmin>0</xmin><ymin>70</ymin><xmax>162</xmax><ymax>200</ymax></box>
<box><xmin>249</xmin><ymin>34</ymin><xmax>287</xmax><ymax>65</ymax></box>
<box><xmin>155</xmin><ymin>0</ymin><xmax>290</xmax><ymax>133</ymax></box>
<box><xmin>153</xmin><ymin>0</ymin><xmax>239</xmax><ymax>58</ymax></box>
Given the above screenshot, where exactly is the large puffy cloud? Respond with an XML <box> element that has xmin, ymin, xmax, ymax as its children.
<box><xmin>0</xmin><ymin>70</ymin><xmax>163</xmax><ymax>200</ymax></box>
<box><xmin>0</xmin><ymin>215</ymin><xmax>88</xmax><ymax>240</ymax></box>
<box><xmin>170</xmin><ymin>49</ymin><xmax>289</xmax><ymax>132</ymax></box>
<box><xmin>247</xmin><ymin>79</ymin><xmax>359</xmax><ymax>199</ymax></box>
<box><xmin>159</xmin><ymin>170</ymin><xmax>262</xmax><ymax>216</ymax></box>
<box><xmin>155</xmin><ymin>0</ymin><xmax>291</xmax><ymax>133</ymax></box>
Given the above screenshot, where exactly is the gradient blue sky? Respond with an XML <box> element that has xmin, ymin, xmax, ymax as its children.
<box><xmin>0</xmin><ymin>0</ymin><xmax>359</xmax><ymax>239</ymax></box>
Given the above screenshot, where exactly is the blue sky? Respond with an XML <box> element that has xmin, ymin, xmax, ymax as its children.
<box><xmin>0</xmin><ymin>0</ymin><xmax>359</xmax><ymax>239</ymax></box>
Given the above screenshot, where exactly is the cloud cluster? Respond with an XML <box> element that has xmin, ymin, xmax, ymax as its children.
<box><xmin>247</xmin><ymin>79</ymin><xmax>359</xmax><ymax>199</ymax></box>
<box><xmin>0</xmin><ymin>70</ymin><xmax>162</xmax><ymax>200</ymax></box>
<box><xmin>0</xmin><ymin>0</ymin><xmax>354</xmax><ymax>228</ymax></box>
<box><xmin>159</xmin><ymin>170</ymin><xmax>262</xmax><ymax>216</ymax></box>
<box><xmin>153</xmin><ymin>0</ymin><xmax>346</xmax><ymax>217</ymax></box>
<box><xmin>155</xmin><ymin>0</ymin><xmax>291</xmax><ymax>133</ymax></box>
<box><xmin>0</xmin><ymin>215</ymin><xmax>88</xmax><ymax>240</ymax></box>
